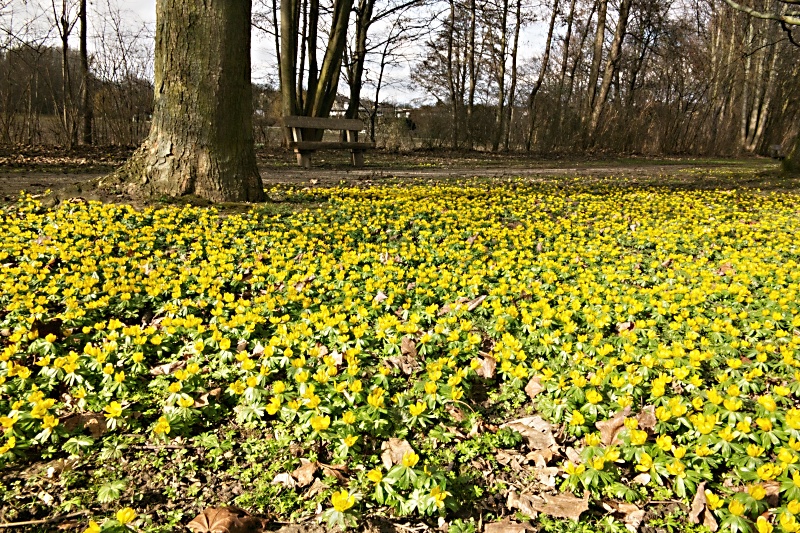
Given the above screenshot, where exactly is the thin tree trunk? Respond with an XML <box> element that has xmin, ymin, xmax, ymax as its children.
<box><xmin>555</xmin><ymin>0</ymin><xmax>577</xmax><ymax>142</ymax></box>
<box><xmin>587</xmin><ymin>0</ymin><xmax>632</xmax><ymax>144</ymax></box>
<box><xmin>491</xmin><ymin>0</ymin><xmax>510</xmax><ymax>151</ymax></box>
<box><xmin>113</xmin><ymin>0</ymin><xmax>264</xmax><ymax>202</ymax></box>
<box><xmin>584</xmin><ymin>0</ymin><xmax>607</xmax><ymax>121</ymax></box>
<box><xmin>79</xmin><ymin>0</ymin><xmax>92</xmax><ymax>145</ymax></box>
<box><xmin>466</xmin><ymin>0</ymin><xmax>477</xmax><ymax>149</ymax></box>
<box><xmin>502</xmin><ymin>0</ymin><xmax>522</xmax><ymax>150</ymax></box>
<box><xmin>446</xmin><ymin>0</ymin><xmax>459</xmax><ymax>149</ymax></box>
<box><xmin>525</xmin><ymin>0</ymin><xmax>559</xmax><ymax>151</ymax></box>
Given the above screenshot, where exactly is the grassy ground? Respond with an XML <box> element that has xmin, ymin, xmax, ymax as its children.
<box><xmin>0</xmin><ymin>156</ymin><xmax>799</xmax><ymax>533</ymax></box>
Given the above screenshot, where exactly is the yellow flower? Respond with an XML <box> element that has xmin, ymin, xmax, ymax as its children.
<box><xmin>705</xmin><ymin>490</ymin><xmax>723</xmax><ymax>510</ymax></box>
<box><xmin>728</xmin><ymin>499</ymin><xmax>745</xmax><ymax>517</ymax></box>
<box><xmin>636</xmin><ymin>453</ymin><xmax>653</xmax><ymax>472</ymax></box>
<box><xmin>331</xmin><ymin>490</ymin><xmax>356</xmax><ymax>512</ymax></box>
<box><xmin>585</xmin><ymin>389</ymin><xmax>602</xmax><ymax>404</ymax></box>
<box><xmin>758</xmin><ymin>395</ymin><xmax>777</xmax><ymax>412</ymax></box>
<box><xmin>756</xmin><ymin>463</ymin><xmax>782</xmax><ymax>481</ymax></box>
<box><xmin>367</xmin><ymin>468</ymin><xmax>383</xmax><ymax>483</ymax></box>
<box><xmin>83</xmin><ymin>520</ymin><xmax>101</xmax><ymax>533</ymax></box>
<box><xmin>748</xmin><ymin>444</ymin><xmax>765</xmax><ymax>457</ymax></box>
<box><xmin>168</xmin><ymin>382</ymin><xmax>182</xmax><ymax>393</ymax></box>
<box><xmin>154</xmin><ymin>416</ymin><xmax>170</xmax><ymax>435</ymax></box>
<box><xmin>424</xmin><ymin>381</ymin><xmax>438</xmax><ymax>395</ymax></box>
<box><xmin>570</xmin><ymin>410</ymin><xmax>585</xmax><ymax>427</ymax></box>
<box><xmin>564</xmin><ymin>461</ymin><xmax>585</xmax><ymax>476</ymax></box>
<box><xmin>656</xmin><ymin>435</ymin><xmax>673</xmax><ymax>451</ymax></box>
<box><xmin>629</xmin><ymin>429</ymin><xmax>648</xmax><ymax>445</ymax></box>
<box><xmin>343</xmin><ymin>435</ymin><xmax>358</xmax><ymax>447</ymax></box>
<box><xmin>748</xmin><ymin>484</ymin><xmax>766</xmax><ymax>501</ymax></box>
<box><xmin>177</xmin><ymin>396</ymin><xmax>194</xmax><ymax>408</ymax></box>
<box><xmin>42</xmin><ymin>414</ymin><xmax>59</xmax><ymax>430</ymax></box>
<box><xmin>367</xmin><ymin>388</ymin><xmax>385</xmax><ymax>408</ymax></box>
<box><xmin>104</xmin><ymin>401</ymin><xmax>123</xmax><ymax>419</ymax></box>
<box><xmin>116</xmin><ymin>507</ymin><xmax>137</xmax><ymax>524</ymax></box>
<box><xmin>430</xmin><ymin>485</ymin><xmax>450</xmax><ymax>508</ymax></box>
<box><xmin>756</xmin><ymin>516</ymin><xmax>773</xmax><ymax>533</ymax></box>
<box><xmin>310</xmin><ymin>415</ymin><xmax>330</xmax><ymax>432</ymax></box>
<box><xmin>409</xmin><ymin>401</ymin><xmax>426</xmax><ymax>416</ymax></box>
<box><xmin>402</xmin><ymin>450</ymin><xmax>419</xmax><ymax>468</ymax></box>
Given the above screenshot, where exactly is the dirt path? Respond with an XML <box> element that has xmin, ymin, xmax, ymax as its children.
<box><xmin>0</xmin><ymin>151</ymin><xmax>788</xmax><ymax>201</ymax></box>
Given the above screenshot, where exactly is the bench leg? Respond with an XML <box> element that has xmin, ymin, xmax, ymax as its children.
<box><xmin>295</xmin><ymin>151</ymin><xmax>311</xmax><ymax>168</ymax></box>
<box><xmin>351</xmin><ymin>150</ymin><xmax>364</xmax><ymax>167</ymax></box>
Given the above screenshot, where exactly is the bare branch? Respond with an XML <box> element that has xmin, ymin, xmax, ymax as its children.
<box><xmin>722</xmin><ymin>0</ymin><xmax>800</xmax><ymax>25</ymax></box>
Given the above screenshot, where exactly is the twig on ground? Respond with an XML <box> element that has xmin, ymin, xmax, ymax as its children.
<box><xmin>0</xmin><ymin>510</ymin><xmax>89</xmax><ymax>528</ymax></box>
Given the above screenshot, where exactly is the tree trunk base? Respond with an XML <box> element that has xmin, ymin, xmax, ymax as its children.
<box><xmin>104</xmin><ymin>136</ymin><xmax>266</xmax><ymax>203</ymax></box>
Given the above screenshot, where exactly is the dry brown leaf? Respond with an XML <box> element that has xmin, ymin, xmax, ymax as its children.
<box><xmin>528</xmin><ymin>491</ymin><xmax>590</xmax><ymax>521</ymax></box>
<box><xmin>476</xmin><ymin>354</ymin><xmax>497</xmax><ymax>379</ymax></box>
<box><xmin>186</xmin><ymin>506</ymin><xmax>258</xmax><ymax>533</ymax></box>
<box><xmin>291</xmin><ymin>459</ymin><xmax>317</xmax><ymax>487</ymax></box>
<box><xmin>688</xmin><ymin>482</ymin><xmax>719</xmax><ymax>532</ymax></box>
<box><xmin>467</xmin><ymin>295</ymin><xmax>487</xmax><ymax>311</ymax></box>
<box><xmin>374</xmin><ymin>290</ymin><xmax>388</xmax><ymax>303</ymax></box>
<box><xmin>636</xmin><ymin>406</ymin><xmax>657</xmax><ymax>430</ymax></box>
<box><xmin>524</xmin><ymin>376</ymin><xmax>543</xmax><ymax>399</ymax></box>
<box><xmin>632</xmin><ymin>473</ymin><xmax>651</xmax><ymax>485</ymax></box>
<box><xmin>236</xmin><ymin>339</ymin><xmax>248</xmax><ymax>353</ymax></box>
<box><xmin>507</xmin><ymin>491</ymin><xmax>540</xmax><ymax>517</ymax></box>
<box><xmin>595</xmin><ymin>407</ymin><xmax>631</xmax><ymax>446</ymax></box>
<box><xmin>527</xmin><ymin>449</ymin><xmax>553</xmax><ymax>467</ymax></box>
<box><xmin>466</xmin><ymin>234</ymin><xmax>478</xmax><ymax>245</ymax></box>
<box><xmin>496</xmin><ymin>450</ymin><xmax>525</xmax><ymax>470</ymax></box>
<box><xmin>616</xmin><ymin>321</ymin><xmax>635</xmax><ymax>333</ymax></box>
<box><xmin>150</xmin><ymin>360</ymin><xmax>185</xmax><ymax>376</ymax></box>
<box><xmin>319</xmin><ymin>462</ymin><xmax>349</xmax><ymax>482</ymax></box>
<box><xmin>381</xmin><ymin>438</ymin><xmax>414</xmax><ymax>470</ymax></box>
<box><xmin>484</xmin><ymin>519</ymin><xmax>535</xmax><ymax>533</ymax></box>
<box><xmin>400</xmin><ymin>336</ymin><xmax>417</xmax><ymax>358</ymax></box>
<box><xmin>603</xmin><ymin>502</ymin><xmax>645</xmax><ymax>533</ymax></box>
<box><xmin>502</xmin><ymin>416</ymin><xmax>556</xmax><ymax>451</ymax></box>
<box><xmin>304</xmin><ymin>478</ymin><xmax>328</xmax><ymax>499</ymax></box>
<box><xmin>565</xmin><ymin>447</ymin><xmax>582</xmax><ymax>464</ymax></box>
<box><xmin>536</xmin><ymin>467</ymin><xmax>559</xmax><ymax>488</ymax></box>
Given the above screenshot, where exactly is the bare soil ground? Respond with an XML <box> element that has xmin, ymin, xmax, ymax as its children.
<box><xmin>0</xmin><ymin>144</ymin><xmax>794</xmax><ymax>202</ymax></box>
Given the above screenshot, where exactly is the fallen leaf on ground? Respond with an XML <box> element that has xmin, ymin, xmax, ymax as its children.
<box><xmin>636</xmin><ymin>406</ymin><xmax>657</xmax><ymax>430</ymax></box>
<box><xmin>603</xmin><ymin>501</ymin><xmax>645</xmax><ymax>533</ymax></box>
<box><xmin>524</xmin><ymin>376</ymin><xmax>543</xmax><ymax>399</ymax></box>
<box><xmin>525</xmin><ymin>491</ymin><xmax>590</xmax><ymax>521</ymax></box>
<box><xmin>291</xmin><ymin>459</ymin><xmax>317</xmax><ymax>487</ymax></box>
<box><xmin>502</xmin><ymin>416</ymin><xmax>556</xmax><ymax>451</ymax></box>
<box><xmin>507</xmin><ymin>491</ymin><xmax>539</xmax><ymax>517</ymax></box>
<box><xmin>150</xmin><ymin>361</ymin><xmax>185</xmax><ymax>376</ymax></box>
<box><xmin>381</xmin><ymin>438</ymin><xmax>414</xmax><ymax>469</ymax></box>
<box><xmin>688</xmin><ymin>482</ymin><xmax>719</xmax><ymax>531</ymax></box>
<box><xmin>400</xmin><ymin>335</ymin><xmax>417</xmax><ymax>358</ymax></box>
<box><xmin>526</xmin><ymin>448</ymin><xmax>553</xmax><ymax>467</ymax></box>
<box><xmin>319</xmin><ymin>462</ymin><xmax>349</xmax><ymax>482</ymax></box>
<box><xmin>187</xmin><ymin>506</ymin><xmax>260</xmax><ymax>533</ymax></box>
<box><xmin>484</xmin><ymin>518</ymin><xmax>535</xmax><ymax>533</ymax></box>
<box><xmin>476</xmin><ymin>354</ymin><xmax>497</xmax><ymax>379</ymax></box>
<box><xmin>595</xmin><ymin>407</ymin><xmax>631</xmax><ymax>446</ymax></box>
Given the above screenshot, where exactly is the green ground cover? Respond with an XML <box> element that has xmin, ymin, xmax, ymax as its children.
<box><xmin>1</xmin><ymin>177</ymin><xmax>800</xmax><ymax>532</ymax></box>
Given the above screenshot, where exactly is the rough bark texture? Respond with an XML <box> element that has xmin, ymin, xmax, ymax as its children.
<box><xmin>115</xmin><ymin>0</ymin><xmax>264</xmax><ymax>202</ymax></box>
<box><xmin>79</xmin><ymin>0</ymin><xmax>92</xmax><ymax>145</ymax></box>
<box><xmin>785</xmin><ymin>134</ymin><xmax>800</xmax><ymax>174</ymax></box>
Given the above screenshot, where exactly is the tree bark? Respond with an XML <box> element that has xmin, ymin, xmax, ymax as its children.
<box><xmin>587</xmin><ymin>0</ymin><xmax>633</xmax><ymax>143</ymax></box>
<box><xmin>491</xmin><ymin>0</ymin><xmax>510</xmax><ymax>152</ymax></box>
<box><xmin>79</xmin><ymin>0</ymin><xmax>92</xmax><ymax>145</ymax></box>
<box><xmin>502</xmin><ymin>0</ymin><xmax>522</xmax><ymax>151</ymax></box>
<box><xmin>525</xmin><ymin>0</ymin><xmax>559</xmax><ymax>151</ymax></box>
<box><xmin>112</xmin><ymin>0</ymin><xmax>264</xmax><ymax>202</ymax></box>
<box><xmin>784</xmin><ymin>132</ymin><xmax>800</xmax><ymax>174</ymax></box>
<box><xmin>584</xmin><ymin>0</ymin><xmax>607</xmax><ymax>121</ymax></box>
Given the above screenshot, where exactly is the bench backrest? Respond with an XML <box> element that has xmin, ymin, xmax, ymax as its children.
<box><xmin>282</xmin><ymin>116</ymin><xmax>363</xmax><ymax>131</ymax></box>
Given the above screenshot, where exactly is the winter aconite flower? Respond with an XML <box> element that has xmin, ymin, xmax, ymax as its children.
<box><xmin>402</xmin><ymin>450</ymin><xmax>419</xmax><ymax>468</ymax></box>
<box><xmin>116</xmin><ymin>507</ymin><xmax>136</xmax><ymax>524</ymax></box>
<box><xmin>330</xmin><ymin>490</ymin><xmax>355</xmax><ymax>512</ymax></box>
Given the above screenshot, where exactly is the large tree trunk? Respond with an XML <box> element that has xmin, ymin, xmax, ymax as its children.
<box><xmin>113</xmin><ymin>0</ymin><xmax>264</xmax><ymax>202</ymax></box>
<box><xmin>784</xmin><ymin>133</ymin><xmax>800</xmax><ymax>174</ymax></box>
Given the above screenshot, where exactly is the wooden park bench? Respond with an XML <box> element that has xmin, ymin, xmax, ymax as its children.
<box><xmin>282</xmin><ymin>116</ymin><xmax>375</xmax><ymax>168</ymax></box>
